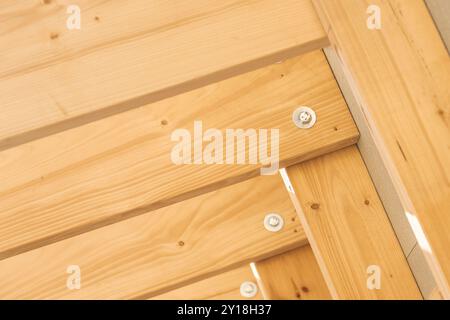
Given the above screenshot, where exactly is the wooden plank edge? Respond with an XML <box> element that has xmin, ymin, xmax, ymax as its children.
<box><xmin>312</xmin><ymin>0</ymin><xmax>450</xmax><ymax>299</ymax></box>
<box><xmin>0</xmin><ymin>37</ymin><xmax>328</xmax><ymax>152</ymax></box>
<box><xmin>323</xmin><ymin>47</ymin><xmax>436</xmax><ymax>299</ymax></box>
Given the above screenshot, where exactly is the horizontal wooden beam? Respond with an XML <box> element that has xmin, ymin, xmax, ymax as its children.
<box><xmin>285</xmin><ymin>146</ymin><xmax>421</xmax><ymax>299</ymax></box>
<box><xmin>0</xmin><ymin>174</ymin><xmax>306</xmax><ymax>299</ymax></box>
<box><xmin>313</xmin><ymin>0</ymin><xmax>450</xmax><ymax>298</ymax></box>
<box><xmin>0</xmin><ymin>51</ymin><xmax>358</xmax><ymax>260</ymax></box>
<box><xmin>255</xmin><ymin>246</ymin><xmax>331</xmax><ymax>299</ymax></box>
<box><xmin>0</xmin><ymin>0</ymin><xmax>327</xmax><ymax>150</ymax></box>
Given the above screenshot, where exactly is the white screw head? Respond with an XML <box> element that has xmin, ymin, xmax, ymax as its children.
<box><xmin>293</xmin><ymin>106</ymin><xmax>317</xmax><ymax>129</ymax></box>
<box><xmin>264</xmin><ymin>213</ymin><xmax>284</xmax><ymax>232</ymax></box>
<box><xmin>299</xmin><ymin>111</ymin><xmax>312</xmax><ymax>123</ymax></box>
<box><xmin>240</xmin><ymin>281</ymin><xmax>258</xmax><ymax>298</ymax></box>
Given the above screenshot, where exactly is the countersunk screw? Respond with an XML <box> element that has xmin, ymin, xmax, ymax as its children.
<box><xmin>293</xmin><ymin>106</ymin><xmax>317</xmax><ymax>129</ymax></box>
<box><xmin>240</xmin><ymin>281</ymin><xmax>258</xmax><ymax>298</ymax></box>
<box><xmin>264</xmin><ymin>213</ymin><xmax>284</xmax><ymax>232</ymax></box>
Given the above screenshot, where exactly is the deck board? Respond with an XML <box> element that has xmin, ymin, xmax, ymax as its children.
<box><xmin>0</xmin><ymin>174</ymin><xmax>306</xmax><ymax>299</ymax></box>
<box><xmin>286</xmin><ymin>146</ymin><xmax>422</xmax><ymax>299</ymax></box>
<box><xmin>0</xmin><ymin>51</ymin><xmax>358</xmax><ymax>260</ymax></box>
<box><xmin>0</xmin><ymin>0</ymin><xmax>327</xmax><ymax>150</ymax></box>
<box><xmin>313</xmin><ymin>0</ymin><xmax>450</xmax><ymax>297</ymax></box>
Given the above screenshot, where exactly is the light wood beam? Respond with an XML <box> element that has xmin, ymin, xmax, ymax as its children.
<box><xmin>152</xmin><ymin>265</ymin><xmax>263</xmax><ymax>300</ymax></box>
<box><xmin>285</xmin><ymin>146</ymin><xmax>422</xmax><ymax>299</ymax></box>
<box><xmin>0</xmin><ymin>0</ymin><xmax>327</xmax><ymax>150</ymax></box>
<box><xmin>0</xmin><ymin>174</ymin><xmax>306</xmax><ymax>299</ymax></box>
<box><xmin>0</xmin><ymin>51</ymin><xmax>358</xmax><ymax>260</ymax></box>
<box><xmin>313</xmin><ymin>0</ymin><xmax>450</xmax><ymax>298</ymax></box>
<box><xmin>255</xmin><ymin>246</ymin><xmax>331</xmax><ymax>300</ymax></box>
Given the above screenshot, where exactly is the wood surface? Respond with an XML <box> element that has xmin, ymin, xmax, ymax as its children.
<box><xmin>255</xmin><ymin>245</ymin><xmax>331</xmax><ymax>299</ymax></box>
<box><xmin>286</xmin><ymin>146</ymin><xmax>422</xmax><ymax>299</ymax></box>
<box><xmin>0</xmin><ymin>0</ymin><xmax>327</xmax><ymax>150</ymax></box>
<box><xmin>0</xmin><ymin>174</ymin><xmax>306</xmax><ymax>299</ymax></box>
<box><xmin>0</xmin><ymin>51</ymin><xmax>358</xmax><ymax>260</ymax></box>
<box><xmin>313</xmin><ymin>0</ymin><xmax>450</xmax><ymax>298</ymax></box>
<box><xmin>152</xmin><ymin>265</ymin><xmax>263</xmax><ymax>300</ymax></box>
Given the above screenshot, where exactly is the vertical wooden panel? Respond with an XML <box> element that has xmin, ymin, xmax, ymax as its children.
<box><xmin>285</xmin><ymin>146</ymin><xmax>421</xmax><ymax>299</ymax></box>
<box><xmin>313</xmin><ymin>0</ymin><xmax>450</xmax><ymax>297</ymax></box>
<box><xmin>255</xmin><ymin>246</ymin><xmax>331</xmax><ymax>300</ymax></box>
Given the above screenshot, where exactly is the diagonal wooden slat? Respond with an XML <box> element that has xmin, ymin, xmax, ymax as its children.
<box><xmin>313</xmin><ymin>0</ymin><xmax>450</xmax><ymax>297</ymax></box>
<box><xmin>285</xmin><ymin>146</ymin><xmax>421</xmax><ymax>299</ymax></box>
<box><xmin>0</xmin><ymin>51</ymin><xmax>358</xmax><ymax>260</ymax></box>
<box><xmin>152</xmin><ymin>265</ymin><xmax>263</xmax><ymax>300</ymax></box>
<box><xmin>0</xmin><ymin>0</ymin><xmax>327</xmax><ymax>150</ymax></box>
<box><xmin>0</xmin><ymin>174</ymin><xmax>306</xmax><ymax>299</ymax></box>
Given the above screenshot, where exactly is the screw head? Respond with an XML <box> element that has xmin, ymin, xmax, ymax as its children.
<box><xmin>240</xmin><ymin>281</ymin><xmax>258</xmax><ymax>298</ymax></box>
<box><xmin>264</xmin><ymin>213</ymin><xmax>284</xmax><ymax>232</ymax></box>
<box><xmin>268</xmin><ymin>216</ymin><xmax>280</xmax><ymax>227</ymax></box>
<box><xmin>299</xmin><ymin>111</ymin><xmax>312</xmax><ymax>124</ymax></box>
<box><xmin>293</xmin><ymin>106</ymin><xmax>317</xmax><ymax>129</ymax></box>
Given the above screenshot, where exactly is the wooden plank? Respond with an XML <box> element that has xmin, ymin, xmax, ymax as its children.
<box><xmin>313</xmin><ymin>0</ymin><xmax>450</xmax><ymax>297</ymax></box>
<box><xmin>0</xmin><ymin>0</ymin><xmax>327</xmax><ymax>150</ymax></box>
<box><xmin>324</xmin><ymin>47</ymin><xmax>436</xmax><ymax>297</ymax></box>
<box><xmin>152</xmin><ymin>265</ymin><xmax>263</xmax><ymax>300</ymax></box>
<box><xmin>285</xmin><ymin>146</ymin><xmax>421</xmax><ymax>299</ymax></box>
<box><xmin>324</xmin><ymin>47</ymin><xmax>417</xmax><ymax>256</ymax></box>
<box><xmin>255</xmin><ymin>246</ymin><xmax>331</xmax><ymax>300</ymax></box>
<box><xmin>0</xmin><ymin>174</ymin><xmax>306</xmax><ymax>299</ymax></box>
<box><xmin>0</xmin><ymin>51</ymin><xmax>358</xmax><ymax>260</ymax></box>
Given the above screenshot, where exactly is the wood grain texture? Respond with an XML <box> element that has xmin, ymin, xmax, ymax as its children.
<box><xmin>0</xmin><ymin>174</ymin><xmax>306</xmax><ymax>299</ymax></box>
<box><xmin>0</xmin><ymin>0</ymin><xmax>327</xmax><ymax>150</ymax></box>
<box><xmin>152</xmin><ymin>265</ymin><xmax>263</xmax><ymax>300</ymax></box>
<box><xmin>313</xmin><ymin>0</ymin><xmax>450</xmax><ymax>297</ymax></box>
<box><xmin>255</xmin><ymin>246</ymin><xmax>331</xmax><ymax>300</ymax></box>
<box><xmin>286</xmin><ymin>146</ymin><xmax>421</xmax><ymax>299</ymax></box>
<box><xmin>0</xmin><ymin>51</ymin><xmax>358</xmax><ymax>260</ymax></box>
